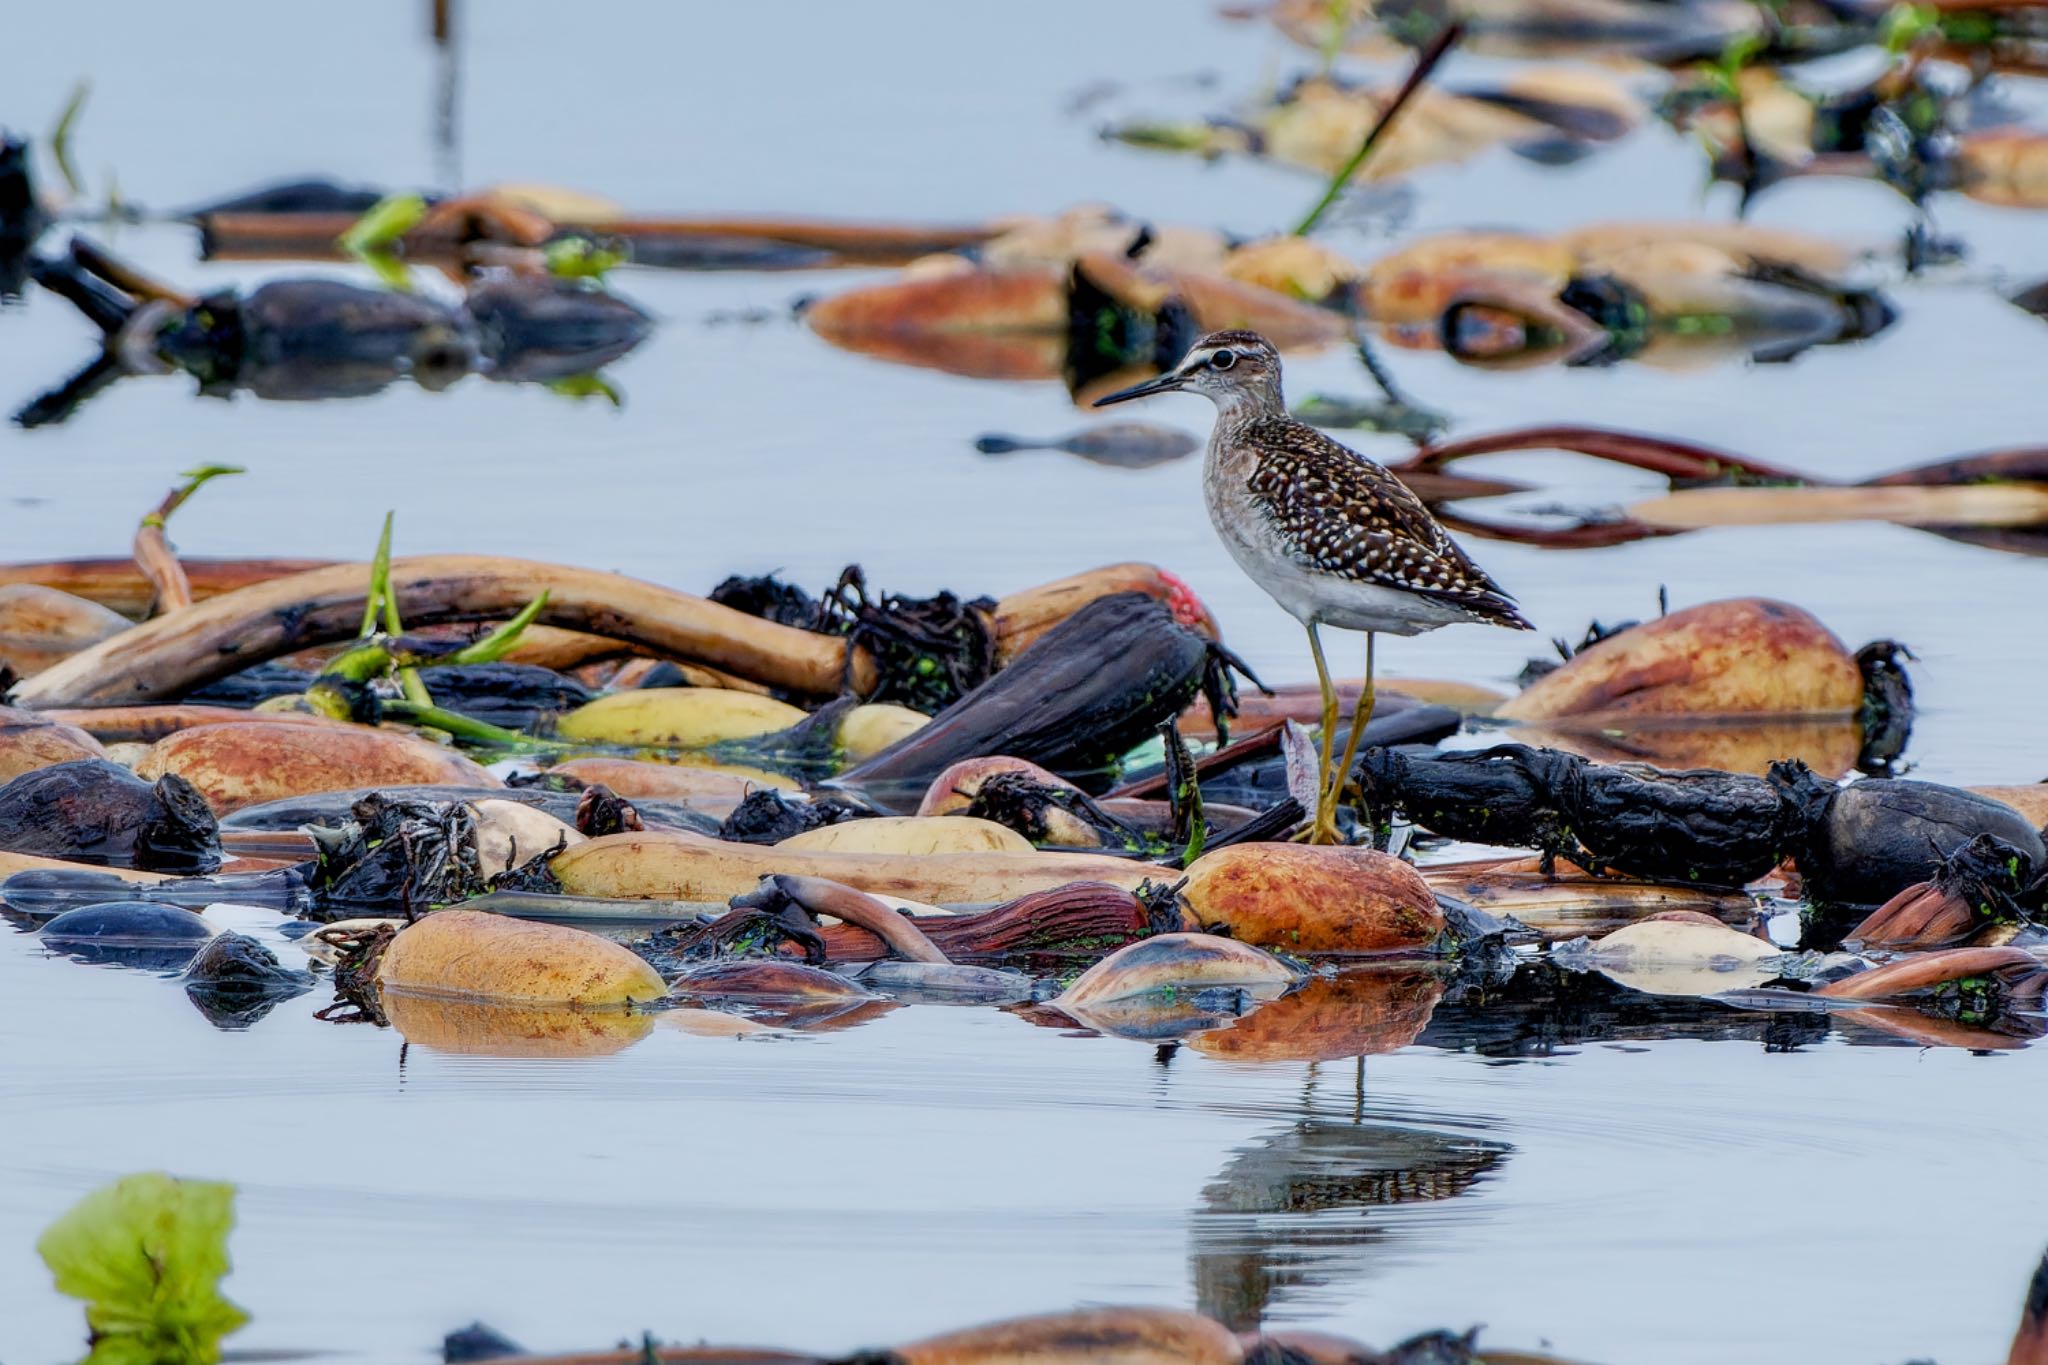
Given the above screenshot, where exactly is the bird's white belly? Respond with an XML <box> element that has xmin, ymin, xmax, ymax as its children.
<box><xmin>1208</xmin><ymin>481</ymin><xmax>1470</xmax><ymax>636</ymax></box>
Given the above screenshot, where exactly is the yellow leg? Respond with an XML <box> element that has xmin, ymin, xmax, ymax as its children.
<box><xmin>1329</xmin><ymin>632</ymin><xmax>1377</xmax><ymax>823</ymax></box>
<box><xmin>1305</xmin><ymin>622</ymin><xmax>1340</xmax><ymax>845</ymax></box>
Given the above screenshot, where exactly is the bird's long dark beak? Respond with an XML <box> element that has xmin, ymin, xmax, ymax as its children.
<box><xmin>1092</xmin><ymin>371</ymin><xmax>1184</xmax><ymax>407</ymax></box>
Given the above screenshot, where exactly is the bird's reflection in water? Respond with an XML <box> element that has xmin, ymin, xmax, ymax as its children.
<box><xmin>1182</xmin><ymin>968</ymin><xmax>1510</xmax><ymax>1332</ymax></box>
<box><xmin>1191</xmin><ymin>1109</ymin><xmax>1510</xmax><ymax>1331</ymax></box>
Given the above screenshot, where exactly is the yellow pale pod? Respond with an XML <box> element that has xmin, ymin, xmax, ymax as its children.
<box><xmin>554</xmin><ymin>687</ymin><xmax>808</xmax><ymax>748</ymax></box>
<box><xmin>837</xmin><ymin>703</ymin><xmax>930</xmax><ymax>761</ymax></box>
<box><xmin>775</xmin><ymin>815</ymin><xmax>1034</xmax><ymax>856</ymax></box>
<box><xmin>376</xmin><ymin>909</ymin><xmax>666</xmax><ymax>1006</ymax></box>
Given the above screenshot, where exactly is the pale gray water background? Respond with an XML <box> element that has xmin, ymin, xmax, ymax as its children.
<box><xmin>2</xmin><ymin>2</ymin><xmax>2048</xmax><ymax>1360</ymax></box>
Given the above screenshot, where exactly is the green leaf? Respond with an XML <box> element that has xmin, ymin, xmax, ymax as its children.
<box><xmin>544</xmin><ymin>236</ymin><xmax>626</xmax><ymax>280</ymax></box>
<box><xmin>1880</xmin><ymin>1</ymin><xmax>1939</xmax><ymax>53</ymax></box>
<box><xmin>37</xmin><ymin>1173</ymin><xmax>249</xmax><ymax>1365</ymax></box>
<box><xmin>50</xmin><ymin>80</ymin><xmax>90</xmax><ymax>197</ymax></box>
<box><xmin>358</xmin><ymin>247</ymin><xmax>415</xmax><ymax>292</ymax></box>
<box><xmin>339</xmin><ymin>192</ymin><xmax>428</xmax><ymax>254</ymax></box>
<box><xmin>545</xmin><ymin>372</ymin><xmax>624</xmax><ymax>407</ymax></box>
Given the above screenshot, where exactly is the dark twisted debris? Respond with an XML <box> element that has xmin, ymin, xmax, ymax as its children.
<box><xmin>15</xmin><ymin>236</ymin><xmax>651</xmax><ymax>426</ymax></box>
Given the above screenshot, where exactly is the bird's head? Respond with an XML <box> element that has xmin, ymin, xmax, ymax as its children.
<box><xmin>1092</xmin><ymin>330</ymin><xmax>1284</xmax><ymax>416</ymax></box>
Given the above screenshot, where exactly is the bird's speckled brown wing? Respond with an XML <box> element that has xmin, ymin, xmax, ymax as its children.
<box><xmin>1238</xmin><ymin>415</ymin><xmax>1529</xmax><ymax>626</ymax></box>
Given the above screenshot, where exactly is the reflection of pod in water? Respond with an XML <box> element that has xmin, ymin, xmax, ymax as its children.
<box><xmin>466</xmin><ymin>275</ymin><xmax>653</xmax><ymax>383</ymax></box>
<box><xmin>39</xmin><ymin>900</ymin><xmax>214</xmax><ymax>969</ymax></box>
<box><xmin>155</xmin><ymin>280</ymin><xmax>478</xmax><ymax>400</ymax></box>
<box><xmin>670</xmin><ymin>958</ymin><xmax>877</xmax><ymax>1005</ymax></box>
<box><xmin>668</xmin><ymin>959</ymin><xmax>895</xmax><ymax>1033</ymax></box>
<box><xmin>1189</xmin><ymin>968</ymin><xmax>1447</xmax><ymax>1062</ymax></box>
<box><xmin>382</xmin><ymin>991</ymin><xmax>657</xmax><ymax>1059</ymax></box>
<box><xmin>1050</xmin><ymin>933</ymin><xmax>1300</xmax><ymax>1039</ymax></box>
<box><xmin>183</xmin><ymin>930</ymin><xmax>313</xmax><ymax>1029</ymax></box>
<box><xmin>1505</xmin><ymin>716</ymin><xmax>1863</xmax><ymax>779</ymax></box>
<box><xmin>1422</xmin><ymin>959</ymin><xmax>1827</xmax><ymax>1056</ymax></box>
<box><xmin>844</xmin><ymin>960</ymin><xmax>1034</xmax><ymax>1003</ymax></box>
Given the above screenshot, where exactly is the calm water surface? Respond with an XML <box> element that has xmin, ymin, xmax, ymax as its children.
<box><xmin>2</xmin><ymin>2</ymin><xmax>2046</xmax><ymax>1360</ymax></box>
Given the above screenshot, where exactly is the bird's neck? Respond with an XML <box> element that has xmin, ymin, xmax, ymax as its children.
<box><xmin>1204</xmin><ymin>400</ymin><xmax>1273</xmax><ymax>488</ymax></box>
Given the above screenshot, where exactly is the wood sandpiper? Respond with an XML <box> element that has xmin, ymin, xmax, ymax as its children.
<box><xmin>1095</xmin><ymin>329</ymin><xmax>1532</xmax><ymax>844</ymax></box>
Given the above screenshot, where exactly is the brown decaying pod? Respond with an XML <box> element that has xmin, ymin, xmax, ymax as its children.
<box><xmin>887</xmin><ymin>1305</ymin><xmax>1246</xmax><ymax>1365</ymax></box>
<box><xmin>670</xmin><ymin>958</ymin><xmax>878</xmax><ymax>1004</ymax></box>
<box><xmin>380</xmin><ymin>991</ymin><xmax>657</xmax><ymax>1060</ymax></box>
<box><xmin>805</xmin><ymin>267</ymin><xmax>1069</xmax><ymax>338</ymax></box>
<box><xmin>1189</xmin><ymin>968</ymin><xmax>1446</xmax><ymax>1062</ymax></box>
<box><xmin>916</xmin><ymin>756</ymin><xmax>1082</xmax><ymax>816</ymax></box>
<box><xmin>813</xmin><ymin>881</ymin><xmax>1154</xmax><ymax>960</ymax></box>
<box><xmin>1495</xmin><ymin>598</ymin><xmax>1862</xmax><ymax>723</ymax></box>
<box><xmin>0</xmin><ymin>705</ymin><xmax>110</xmax><ymax>781</ymax></box>
<box><xmin>1956</xmin><ymin>129</ymin><xmax>2048</xmax><ymax>209</ymax></box>
<box><xmin>1629</xmin><ymin>484</ymin><xmax>2048</xmax><ymax>531</ymax></box>
<box><xmin>993</xmin><ymin>562</ymin><xmax>1217</xmax><ymax>657</ymax></box>
<box><xmin>134</xmin><ymin>721</ymin><xmax>498</xmax><ymax>814</ymax></box>
<box><xmin>1353</xmin><ymin>231</ymin><xmax>1576</xmax><ymax>324</ymax></box>
<box><xmin>1816</xmin><ymin>947</ymin><xmax>2041</xmax><ymax>1001</ymax></box>
<box><xmin>1179</xmin><ymin>844</ymin><xmax>1444</xmax><ymax>955</ymax></box>
<box><xmin>769</xmin><ymin>874</ymin><xmax>951</xmax><ymax>963</ymax></box>
<box><xmin>44</xmin><ymin>705</ymin><xmax>354</xmax><ymax>744</ymax></box>
<box><xmin>0</xmin><ymin>556</ymin><xmax>332</xmax><ymax>616</ymax></box>
<box><xmin>1848</xmin><ymin>880</ymin><xmax>1982</xmax><ymax>951</ymax></box>
<box><xmin>1077</xmin><ymin>252</ymin><xmax>1351</xmax><ymax>346</ymax></box>
<box><xmin>0</xmin><ymin>585</ymin><xmax>131</xmax><ymax>677</ymax></box>
<box><xmin>199</xmin><ymin>204</ymin><xmax>997</xmax><ymax>263</ymax></box>
<box><xmin>1971</xmin><ymin>785</ymin><xmax>2048</xmax><ymax>827</ymax></box>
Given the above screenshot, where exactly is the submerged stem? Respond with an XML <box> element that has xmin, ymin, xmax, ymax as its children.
<box><xmin>383</xmin><ymin>698</ymin><xmax>564</xmax><ymax>751</ymax></box>
<box><xmin>1292</xmin><ymin>23</ymin><xmax>1464</xmax><ymax>236</ymax></box>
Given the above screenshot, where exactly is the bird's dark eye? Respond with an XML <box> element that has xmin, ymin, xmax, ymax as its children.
<box><xmin>1210</xmin><ymin>348</ymin><xmax>1237</xmax><ymax>370</ymax></box>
